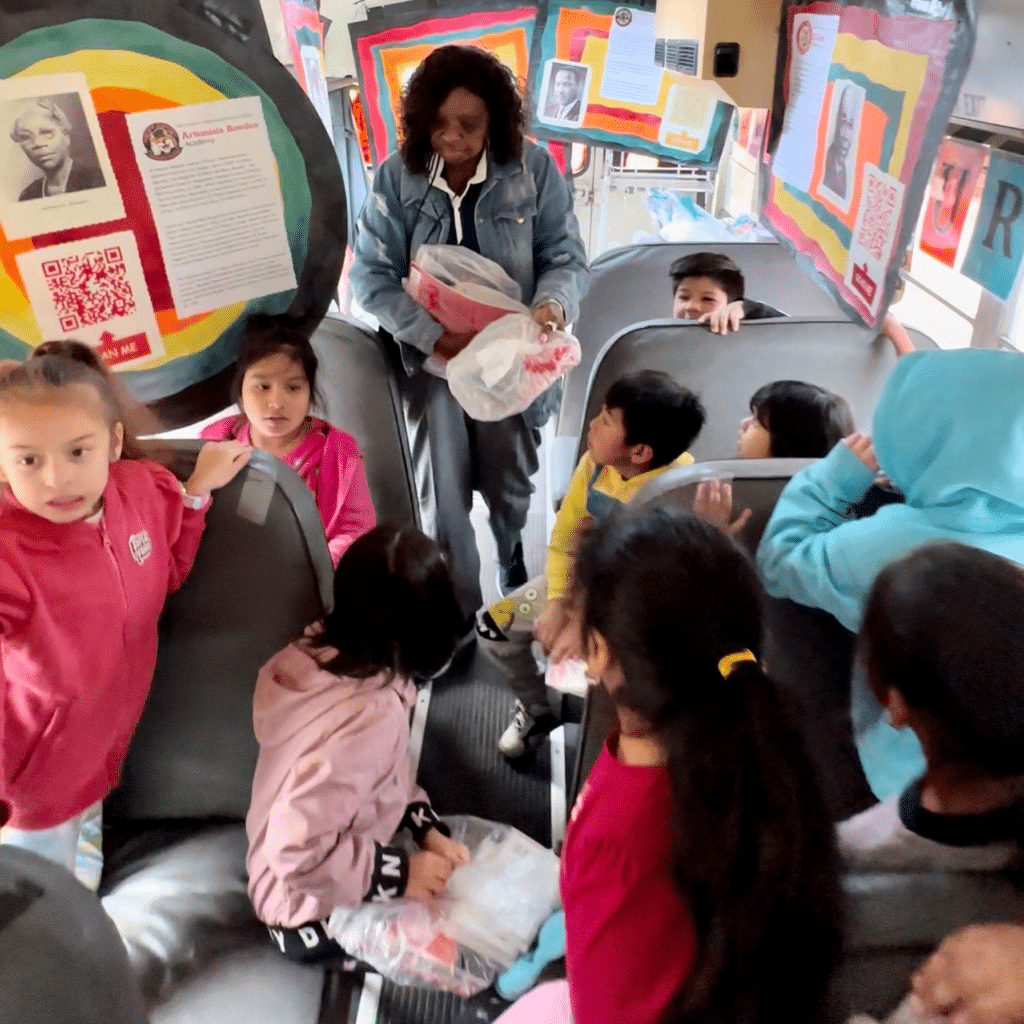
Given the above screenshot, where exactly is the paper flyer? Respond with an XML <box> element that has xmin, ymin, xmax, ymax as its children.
<box><xmin>845</xmin><ymin>165</ymin><xmax>906</xmax><ymax>317</ymax></box>
<box><xmin>0</xmin><ymin>72</ymin><xmax>125</xmax><ymax>241</ymax></box>
<box><xmin>125</xmin><ymin>96</ymin><xmax>298</xmax><ymax>318</ymax></box>
<box><xmin>16</xmin><ymin>231</ymin><xmax>164</xmax><ymax>370</ymax></box>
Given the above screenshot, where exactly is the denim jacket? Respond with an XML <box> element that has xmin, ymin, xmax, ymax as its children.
<box><xmin>349</xmin><ymin>141</ymin><xmax>590</xmax><ymax>427</ymax></box>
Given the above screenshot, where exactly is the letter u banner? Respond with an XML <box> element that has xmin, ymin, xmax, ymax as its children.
<box><xmin>962</xmin><ymin>152</ymin><xmax>1024</xmax><ymax>301</ymax></box>
<box><xmin>918</xmin><ymin>138</ymin><xmax>986</xmax><ymax>269</ymax></box>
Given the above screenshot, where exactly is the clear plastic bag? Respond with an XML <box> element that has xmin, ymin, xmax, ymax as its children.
<box><xmin>325</xmin><ymin>816</ymin><xmax>560</xmax><ymax>996</ymax></box>
<box><xmin>446</xmin><ymin>313</ymin><xmax>581</xmax><ymax>421</ymax></box>
<box><xmin>405</xmin><ymin>244</ymin><xmax>527</xmax><ymax>336</ymax></box>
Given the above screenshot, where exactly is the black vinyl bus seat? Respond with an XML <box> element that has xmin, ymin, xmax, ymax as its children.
<box><xmin>558</xmin><ymin>240</ymin><xmax>848</xmax><ymax>439</ymax></box>
<box><xmin>567</xmin><ymin>458</ymin><xmax>874</xmax><ymax>826</ymax></box>
<box><xmin>100</xmin><ymin>444</ymin><xmax>334</xmax><ymax>1015</ymax></box>
<box><xmin>310</xmin><ymin>313</ymin><xmax>419</xmax><ymax>526</ymax></box>
<box><xmin>573</xmin><ymin>317</ymin><xmax>939</xmax><ymax>463</ymax></box>
<box><xmin>0</xmin><ymin>846</ymin><xmax>149</xmax><ymax>1024</ymax></box>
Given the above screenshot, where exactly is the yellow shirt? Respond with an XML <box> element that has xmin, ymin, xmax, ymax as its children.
<box><xmin>544</xmin><ymin>449</ymin><xmax>694</xmax><ymax>601</ymax></box>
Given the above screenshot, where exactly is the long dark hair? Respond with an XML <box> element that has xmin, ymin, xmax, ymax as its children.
<box><xmin>230</xmin><ymin>313</ymin><xmax>321</xmax><ymax>411</ymax></box>
<box><xmin>399</xmin><ymin>45</ymin><xmax>525</xmax><ymax>175</ymax></box>
<box><xmin>306</xmin><ymin>522</ymin><xmax>466</xmax><ymax>681</ymax></box>
<box><xmin>575</xmin><ymin>506</ymin><xmax>842</xmax><ymax>1024</ymax></box>
<box><xmin>749</xmin><ymin>380</ymin><xmax>854</xmax><ymax>458</ymax></box>
<box><xmin>0</xmin><ymin>341</ymin><xmax>177</xmax><ymax>469</ymax></box>
<box><xmin>860</xmin><ymin>541</ymin><xmax>1024</xmax><ymax>776</ymax></box>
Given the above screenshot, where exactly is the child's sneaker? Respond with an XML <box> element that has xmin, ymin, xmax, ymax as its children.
<box><xmin>498</xmin><ymin>700</ymin><xmax>559</xmax><ymax>759</ymax></box>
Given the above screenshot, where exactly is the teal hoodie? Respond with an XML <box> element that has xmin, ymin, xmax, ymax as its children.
<box><xmin>757</xmin><ymin>349</ymin><xmax>1024</xmax><ymax>798</ymax></box>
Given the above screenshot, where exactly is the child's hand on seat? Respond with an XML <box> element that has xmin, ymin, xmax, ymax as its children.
<box><xmin>423</xmin><ymin>828</ymin><xmax>471</xmax><ymax>869</ymax></box>
<box><xmin>693</xmin><ymin>480</ymin><xmax>752</xmax><ymax>537</ymax></box>
<box><xmin>186</xmin><ymin>440</ymin><xmax>252</xmax><ymax>497</ymax></box>
<box><xmin>534</xmin><ymin>599</ymin><xmax>570</xmax><ymax>651</ymax></box>
<box><xmin>699</xmin><ymin>300</ymin><xmax>746</xmax><ymax>335</ymax></box>
<box><xmin>406</xmin><ymin>851</ymin><xmax>455</xmax><ymax>902</ymax></box>
<box><xmin>843</xmin><ymin>432</ymin><xmax>880</xmax><ymax>472</ymax></box>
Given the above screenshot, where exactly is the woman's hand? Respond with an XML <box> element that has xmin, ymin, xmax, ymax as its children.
<box><xmin>406</xmin><ymin>850</ymin><xmax>455</xmax><ymax>903</ymax></box>
<box><xmin>433</xmin><ymin>329</ymin><xmax>476</xmax><ymax>360</ymax></box>
<box><xmin>699</xmin><ymin>300</ymin><xmax>746</xmax><ymax>335</ymax></box>
<box><xmin>843</xmin><ymin>432</ymin><xmax>880</xmax><ymax>472</ymax></box>
<box><xmin>693</xmin><ymin>480</ymin><xmax>752</xmax><ymax>537</ymax></box>
<box><xmin>531</xmin><ymin>301</ymin><xmax>566</xmax><ymax>341</ymax></box>
<box><xmin>910</xmin><ymin>924</ymin><xmax>1024</xmax><ymax>1024</ymax></box>
<box><xmin>185</xmin><ymin>440</ymin><xmax>251</xmax><ymax>497</ymax></box>
<box><xmin>423</xmin><ymin>828</ymin><xmax>471</xmax><ymax>869</ymax></box>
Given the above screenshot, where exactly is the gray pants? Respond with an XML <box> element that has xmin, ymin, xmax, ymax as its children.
<box><xmin>401</xmin><ymin>371</ymin><xmax>540</xmax><ymax>618</ymax></box>
<box><xmin>478</xmin><ymin>576</ymin><xmax>550</xmax><ymax>713</ymax></box>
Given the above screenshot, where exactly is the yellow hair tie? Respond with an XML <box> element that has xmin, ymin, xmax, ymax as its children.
<box><xmin>717</xmin><ymin>650</ymin><xmax>757</xmax><ymax>678</ymax></box>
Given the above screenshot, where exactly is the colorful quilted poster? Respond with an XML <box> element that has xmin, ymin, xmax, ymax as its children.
<box><xmin>763</xmin><ymin>0</ymin><xmax>976</xmax><ymax>327</ymax></box>
<box><xmin>0</xmin><ymin>15</ymin><xmax>343</xmax><ymax>406</ymax></box>
<box><xmin>528</xmin><ymin>0</ymin><xmax>732</xmax><ymax>165</ymax></box>
<box><xmin>349</xmin><ymin>1</ymin><xmax>537</xmax><ymax>167</ymax></box>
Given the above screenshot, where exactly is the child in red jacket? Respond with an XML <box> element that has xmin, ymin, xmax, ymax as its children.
<box><xmin>0</xmin><ymin>341</ymin><xmax>250</xmax><ymax>881</ymax></box>
<box><xmin>202</xmin><ymin>314</ymin><xmax>376</xmax><ymax>565</ymax></box>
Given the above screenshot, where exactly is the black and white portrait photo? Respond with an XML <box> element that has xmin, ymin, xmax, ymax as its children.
<box><xmin>6</xmin><ymin>93</ymin><xmax>106</xmax><ymax>203</ymax></box>
<box><xmin>0</xmin><ymin>71</ymin><xmax>125</xmax><ymax>241</ymax></box>
<box><xmin>538</xmin><ymin>60</ymin><xmax>590</xmax><ymax>128</ymax></box>
<box><xmin>818</xmin><ymin>79</ymin><xmax>864</xmax><ymax>212</ymax></box>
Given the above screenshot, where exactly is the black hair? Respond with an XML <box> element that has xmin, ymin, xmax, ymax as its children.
<box><xmin>749</xmin><ymin>380</ymin><xmax>854</xmax><ymax>458</ymax></box>
<box><xmin>603</xmin><ymin>370</ymin><xmax>705</xmax><ymax>469</ymax></box>
<box><xmin>399</xmin><ymin>45</ymin><xmax>525</xmax><ymax>175</ymax></box>
<box><xmin>306</xmin><ymin>522</ymin><xmax>466</xmax><ymax>681</ymax></box>
<box><xmin>230</xmin><ymin>313</ymin><xmax>321</xmax><ymax>411</ymax></box>
<box><xmin>575</xmin><ymin>505</ymin><xmax>842</xmax><ymax>1024</ymax></box>
<box><xmin>669</xmin><ymin>253</ymin><xmax>745</xmax><ymax>304</ymax></box>
<box><xmin>0</xmin><ymin>340</ymin><xmax>176</xmax><ymax>468</ymax></box>
<box><xmin>860</xmin><ymin>542</ymin><xmax>1024</xmax><ymax>777</ymax></box>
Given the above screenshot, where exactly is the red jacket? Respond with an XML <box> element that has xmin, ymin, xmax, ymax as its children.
<box><xmin>0</xmin><ymin>459</ymin><xmax>207</xmax><ymax>829</ymax></box>
<box><xmin>561</xmin><ymin>738</ymin><xmax>697</xmax><ymax>1024</ymax></box>
<box><xmin>201</xmin><ymin>416</ymin><xmax>375</xmax><ymax>565</ymax></box>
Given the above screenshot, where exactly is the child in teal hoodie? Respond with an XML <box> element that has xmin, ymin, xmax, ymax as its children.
<box><xmin>757</xmin><ymin>349</ymin><xmax>1024</xmax><ymax>800</ymax></box>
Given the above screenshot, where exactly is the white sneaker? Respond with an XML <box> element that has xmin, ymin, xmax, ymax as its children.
<box><xmin>498</xmin><ymin>700</ymin><xmax>557</xmax><ymax>759</ymax></box>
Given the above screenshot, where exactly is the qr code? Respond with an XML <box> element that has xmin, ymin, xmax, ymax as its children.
<box><xmin>41</xmin><ymin>246</ymin><xmax>137</xmax><ymax>333</ymax></box>
<box><xmin>857</xmin><ymin>173</ymin><xmax>899</xmax><ymax>263</ymax></box>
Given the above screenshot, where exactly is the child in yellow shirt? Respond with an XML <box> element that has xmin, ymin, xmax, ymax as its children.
<box><xmin>478</xmin><ymin>370</ymin><xmax>705</xmax><ymax>757</ymax></box>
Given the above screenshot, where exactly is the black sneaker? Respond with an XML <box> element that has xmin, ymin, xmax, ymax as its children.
<box><xmin>497</xmin><ymin>541</ymin><xmax>528</xmax><ymax>596</ymax></box>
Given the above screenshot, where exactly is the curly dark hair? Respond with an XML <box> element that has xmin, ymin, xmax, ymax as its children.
<box><xmin>399</xmin><ymin>45</ymin><xmax>526</xmax><ymax>175</ymax></box>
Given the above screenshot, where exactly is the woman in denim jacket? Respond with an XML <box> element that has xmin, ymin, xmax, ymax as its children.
<box><xmin>350</xmin><ymin>45</ymin><xmax>590</xmax><ymax>624</ymax></box>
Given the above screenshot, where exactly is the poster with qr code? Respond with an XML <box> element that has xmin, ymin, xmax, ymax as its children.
<box><xmin>845</xmin><ymin>165</ymin><xmax>905</xmax><ymax>318</ymax></box>
<box><xmin>0</xmin><ymin>72</ymin><xmax>124</xmax><ymax>241</ymax></box>
<box><xmin>15</xmin><ymin>232</ymin><xmax>164</xmax><ymax>370</ymax></box>
<box><xmin>763</xmin><ymin>0</ymin><xmax>975</xmax><ymax>327</ymax></box>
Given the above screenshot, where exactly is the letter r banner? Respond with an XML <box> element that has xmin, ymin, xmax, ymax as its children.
<box><xmin>962</xmin><ymin>151</ymin><xmax>1024</xmax><ymax>300</ymax></box>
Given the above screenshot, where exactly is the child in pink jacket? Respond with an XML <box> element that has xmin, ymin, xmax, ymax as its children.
<box><xmin>246</xmin><ymin>522</ymin><xmax>470</xmax><ymax>962</ymax></box>
<box><xmin>0</xmin><ymin>341</ymin><xmax>250</xmax><ymax>877</ymax></box>
<box><xmin>202</xmin><ymin>314</ymin><xmax>375</xmax><ymax>565</ymax></box>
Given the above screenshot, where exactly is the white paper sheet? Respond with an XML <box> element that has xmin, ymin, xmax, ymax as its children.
<box><xmin>599</xmin><ymin>8</ymin><xmax>662</xmax><ymax>107</ymax></box>
<box><xmin>16</xmin><ymin>231</ymin><xmax>164</xmax><ymax>370</ymax></box>
<box><xmin>125</xmin><ymin>96</ymin><xmax>297</xmax><ymax>318</ymax></box>
<box><xmin>0</xmin><ymin>72</ymin><xmax>125</xmax><ymax>241</ymax></box>
<box><xmin>772</xmin><ymin>13</ymin><xmax>840</xmax><ymax>193</ymax></box>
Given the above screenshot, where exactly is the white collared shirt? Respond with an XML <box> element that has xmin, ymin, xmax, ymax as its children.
<box><xmin>428</xmin><ymin>151</ymin><xmax>488</xmax><ymax>244</ymax></box>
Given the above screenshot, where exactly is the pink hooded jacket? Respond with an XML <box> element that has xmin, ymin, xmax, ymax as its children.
<box><xmin>201</xmin><ymin>416</ymin><xmax>375</xmax><ymax>565</ymax></box>
<box><xmin>246</xmin><ymin>642</ymin><xmax>432</xmax><ymax>928</ymax></box>
<box><xmin>0</xmin><ymin>459</ymin><xmax>206</xmax><ymax>829</ymax></box>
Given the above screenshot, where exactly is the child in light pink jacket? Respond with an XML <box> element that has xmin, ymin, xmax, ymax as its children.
<box><xmin>246</xmin><ymin>523</ymin><xmax>470</xmax><ymax>963</ymax></box>
<box><xmin>202</xmin><ymin>314</ymin><xmax>375</xmax><ymax>565</ymax></box>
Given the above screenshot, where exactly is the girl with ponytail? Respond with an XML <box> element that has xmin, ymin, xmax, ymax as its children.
<box><xmin>496</xmin><ymin>504</ymin><xmax>842</xmax><ymax>1024</ymax></box>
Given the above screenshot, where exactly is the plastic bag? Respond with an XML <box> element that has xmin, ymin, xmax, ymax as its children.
<box><xmin>446</xmin><ymin>313</ymin><xmax>581</xmax><ymax>421</ymax></box>
<box><xmin>405</xmin><ymin>244</ymin><xmax>528</xmax><ymax>336</ymax></box>
<box><xmin>325</xmin><ymin>816</ymin><xmax>560</xmax><ymax>996</ymax></box>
